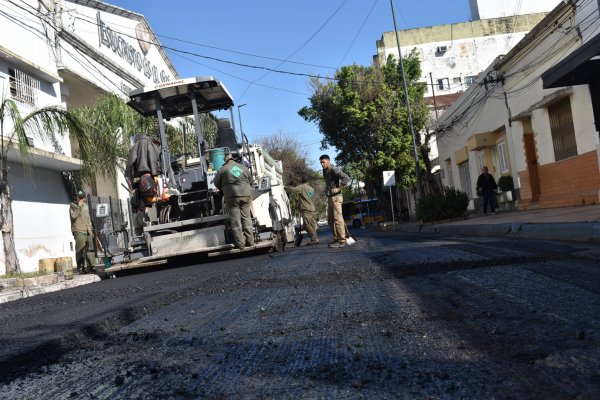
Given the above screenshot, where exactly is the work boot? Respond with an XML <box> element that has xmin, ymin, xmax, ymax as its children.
<box><xmin>328</xmin><ymin>241</ymin><xmax>345</xmax><ymax>248</ymax></box>
<box><xmin>306</xmin><ymin>240</ymin><xmax>319</xmax><ymax>246</ymax></box>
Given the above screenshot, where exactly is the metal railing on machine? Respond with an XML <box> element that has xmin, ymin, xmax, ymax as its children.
<box><xmin>88</xmin><ymin>195</ymin><xmax>133</xmax><ymax>261</ymax></box>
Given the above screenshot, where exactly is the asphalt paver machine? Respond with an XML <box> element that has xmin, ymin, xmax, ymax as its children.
<box><xmin>103</xmin><ymin>77</ymin><xmax>295</xmax><ymax>274</ymax></box>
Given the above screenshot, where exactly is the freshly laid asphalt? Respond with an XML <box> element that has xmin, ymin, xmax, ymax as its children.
<box><xmin>1</xmin><ymin>203</ymin><xmax>599</xmax><ymax>304</ymax></box>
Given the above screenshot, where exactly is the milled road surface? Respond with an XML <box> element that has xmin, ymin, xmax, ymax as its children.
<box><xmin>0</xmin><ymin>228</ymin><xmax>599</xmax><ymax>399</ymax></box>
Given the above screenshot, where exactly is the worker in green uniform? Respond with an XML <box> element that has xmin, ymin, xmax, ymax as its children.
<box><xmin>214</xmin><ymin>154</ymin><xmax>255</xmax><ymax>250</ymax></box>
<box><xmin>69</xmin><ymin>190</ymin><xmax>94</xmax><ymax>273</ymax></box>
<box><xmin>285</xmin><ymin>176</ymin><xmax>319</xmax><ymax>245</ymax></box>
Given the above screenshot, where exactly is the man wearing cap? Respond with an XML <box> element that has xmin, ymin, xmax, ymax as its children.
<box><xmin>285</xmin><ymin>176</ymin><xmax>319</xmax><ymax>245</ymax></box>
<box><xmin>69</xmin><ymin>190</ymin><xmax>94</xmax><ymax>274</ymax></box>
<box><xmin>213</xmin><ymin>154</ymin><xmax>255</xmax><ymax>250</ymax></box>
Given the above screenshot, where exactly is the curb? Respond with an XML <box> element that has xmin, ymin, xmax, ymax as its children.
<box><xmin>0</xmin><ymin>274</ymin><xmax>101</xmax><ymax>304</ymax></box>
<box><xmin>379</xmin><ymin>221</ymin><xmax>600</xmax><ymax>242</ymax></box>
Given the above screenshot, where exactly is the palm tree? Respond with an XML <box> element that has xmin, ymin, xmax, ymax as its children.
<box><xmin>0</xmin><ymin>98</ymin><xmax>89</xmax><ymax>274</ymax></box>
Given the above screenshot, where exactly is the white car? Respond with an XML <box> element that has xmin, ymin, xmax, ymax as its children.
<box><xmin>317</xmin><ymin>219</ymin><xmax>328</xmax><ymax>227</ymax></box>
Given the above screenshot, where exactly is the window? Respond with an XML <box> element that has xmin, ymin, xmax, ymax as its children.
<box><xmin>464</xmin><ymin>76</ymin><xmax>477</xmax><ymax>88</ymax></box>
<box><xmin>422</xmin><ymin>81</ymin><xmax>429</xmax><ymax>94</ymax></box>
<box><xmin>445</xmin><ymin>159</ymin><xmax>453</xmax><ymax>187</ymax></box>
<box><xmin>437</xmin><ymin>78</ymin><xmax>450</xmax><ymax>91</ymax></box>
<box><xmin>8</xmin><ymin>68</ymin><xmax>39</xmax><ymax>106</ymax></box>
<box><xmin>497</xmin><ymin>142</ymin><xmax>509</xmax><ymax>174</ymax></box>
<box><xmin>477</xmin><ymin>151</ymin><xmax>485</xmax><ymax>172</ymax></box>
<box><xmin>548</xmin><ymin>97</ymin><xmax>577</xmax><ymax>161</ymax></box>
<box><xmin>458</xmin><ymin>162</ymin><xmax>472</xmax><ymax>199</ymax></box>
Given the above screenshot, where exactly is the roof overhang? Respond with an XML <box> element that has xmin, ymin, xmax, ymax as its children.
<box><xmin>542</xmin><ymin>32</ymin><xmax>600</xmax><ymax>89</ymax></box>
<box><xmin>467</xmin><ymin>132</ymin><xmax>496</xmax><ymax>152</ymax></box>
<box><xmin>127</xmin><ymin>77</ymin><xmax>234</xmax><ymax>119</ymax></box>
<box><xmin>6</xmin><ymin>146</ymin><xmax>83</xmax><ymax>171</ymax></box>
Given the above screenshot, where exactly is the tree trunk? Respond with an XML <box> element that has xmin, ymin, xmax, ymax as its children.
<box><xmin>0</xmin><ymin>166</ymin><xmax>20</xmax><ymax>274</ymax></box>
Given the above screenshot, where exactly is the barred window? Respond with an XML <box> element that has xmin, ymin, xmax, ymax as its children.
<box><xmin>548</xmin><ymin>97</ymin><xmax>577</xmax><ymax>161</ymax></box>
<box><xmin>8</xmin><ymin>68</ymin><xmax>39</xmax><ymax>106</ymax></box>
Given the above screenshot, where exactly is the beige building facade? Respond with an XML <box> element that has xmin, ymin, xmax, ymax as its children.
<box><xmin>437</xmin><ymin>0</ymin><xmax>600</xmax><ymax>211</ymax></box>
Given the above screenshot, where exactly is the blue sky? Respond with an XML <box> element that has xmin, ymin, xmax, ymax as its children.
<box><xmin>108</xmin><ymin>0</ymin><xmax>471</xmax><ymax>170</ymax></box>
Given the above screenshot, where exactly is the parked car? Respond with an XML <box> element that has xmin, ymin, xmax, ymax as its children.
<box><xmin>317</xmin><ymin>219</ymin><xmax>328</xmax><ymax>227</ymax></box>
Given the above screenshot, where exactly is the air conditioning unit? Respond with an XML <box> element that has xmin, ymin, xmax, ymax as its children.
<box><xmin>436</xmin><ymin>45</ymin><xmax>448</xmax><ymax>54</ymax></box>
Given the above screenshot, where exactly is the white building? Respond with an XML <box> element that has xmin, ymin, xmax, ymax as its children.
<box><xmin>0</xmin><ymin>0</ymin><xmax>178</xmax><ymax>273</ymax></box>
<box><xmin>374</xmin><ymin>0</ymin><xmax>561</xmax><ymax>178</ymax></box>
<box><xmin>437</xmin><ymin>0</ymin><xmax>600</xmax><ymax>211</ymax></box>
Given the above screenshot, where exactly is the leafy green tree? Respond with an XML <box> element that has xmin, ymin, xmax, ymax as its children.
<box><xmin>298</xmin><ymin>54</ymin><xmax>428</xmax><ymax>211</ymax></box>
<box><xmin>0</xmin><ymin>99</ymin><xmax>90</xmax><ymax>274</ymax></box>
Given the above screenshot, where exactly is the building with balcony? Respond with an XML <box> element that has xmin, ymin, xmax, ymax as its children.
<box><xmin>0</xmin><ymin>0</ymin><xmax>178</xmax><ymax>273</ymax></box>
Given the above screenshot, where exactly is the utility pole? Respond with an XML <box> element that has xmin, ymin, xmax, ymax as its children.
<box><xmin>389</xmin><ymin>0</ymin><xmax>424</xmax><ymax>198</ymax></box>
<box><xmin>429</xmin><ymin>72</ymin><xmax>439</xmax><ymax>122</ymax></box>
<box><xmin>237</xmin><ymin>103</ymin><xmax>247</xmax><ymax>143</ymax></box>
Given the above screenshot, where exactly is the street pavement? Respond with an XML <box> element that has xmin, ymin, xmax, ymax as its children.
<box><xmin>1</xmin><ymin>203</ymin><xmax>599</xmax><ymax>304</ymax></box>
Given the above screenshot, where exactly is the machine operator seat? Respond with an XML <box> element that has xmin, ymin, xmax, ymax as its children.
<box><xmin>215</xmin><ymin>118</ymin><xmax>239</xmax><ymax>154</ymax></box>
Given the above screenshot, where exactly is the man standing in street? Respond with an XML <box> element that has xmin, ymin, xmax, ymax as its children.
<box><xmin>320</xmin><ymin>154</ymin><xmax>350</xmax><ymax>248</ymax></box>
<box><xmin>214</xmin><ymin>154</ymin><xmax>255</xmax><ymax>250</ymax></box>
<box><xmin>285</xmin><ymin>176</ymin><xmax>319</xmax><ymax>246</ymax></box>
<box><xmin>476</xmin><ymin>166</ymin><xmax>498</xmax><ymax>215</ymax></box>
<box><xmin>69</xmin><ymin>190</ymin><xmax>94</xmax><ymax>274</ymax></box>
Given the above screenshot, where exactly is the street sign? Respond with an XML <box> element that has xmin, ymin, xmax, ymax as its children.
<box><xmin>383</xmin><ymin>170</ymin><xmax>395</xmax><ymax>186</ymax></box>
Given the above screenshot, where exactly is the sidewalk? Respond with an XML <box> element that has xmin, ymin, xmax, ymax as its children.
<box><xmin>0</xmin><ymin>273</ymin><xmax>100</xmax><ymax>305</ymax></box>
<box><xmin>384</xmin><ymin>204</ymin><xmax>600</xmax><ymax>242</ymax></box>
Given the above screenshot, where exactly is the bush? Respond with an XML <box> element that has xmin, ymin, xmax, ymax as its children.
<box><xmin>416</xmin><ymin>186</ymin><xmax>469</xmax><ymax>223</ymax></box>
<box><xmin>498</xmin><ymin>175</ymin><xmax>514</xmax><ymax>192</ymax></box>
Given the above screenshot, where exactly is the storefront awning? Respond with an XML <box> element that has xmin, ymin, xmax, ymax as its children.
<box><xmin>542</xmin><ymin>33</ymin><xmax>600</xmax><ymax>89</ymax></box>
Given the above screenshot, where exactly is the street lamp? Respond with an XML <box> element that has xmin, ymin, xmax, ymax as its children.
<box><xmin>237</xmin><ymin>103</ymin><xmax>247</xmax><ymax>143</ymax></box>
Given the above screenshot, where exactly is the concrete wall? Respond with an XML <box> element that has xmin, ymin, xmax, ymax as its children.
<box><xmin>470</xmin><ymin>0</ymin><xmax>561</xmax><ymax>20</ymax></box>
<box><xmin>376</xmin><ymin>13</ymin><xmax>548</xmax><ymax>97</ymax></box>
<box><xmin>0</xmin><ymin>163</ymin><xmax>74</xmax><ymax>273</ymax></box>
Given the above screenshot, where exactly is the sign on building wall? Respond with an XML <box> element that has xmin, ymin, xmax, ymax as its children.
<box><xmin>96</xmin><ymin>12</ymin><xmax>171</xmax><ymax>84</ymax></box>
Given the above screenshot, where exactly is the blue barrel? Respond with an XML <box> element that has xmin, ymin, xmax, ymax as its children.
<box><xmin>208</xmin><ymin>147</ymin><xmax>227</xmax><ymax>169</ymax></box>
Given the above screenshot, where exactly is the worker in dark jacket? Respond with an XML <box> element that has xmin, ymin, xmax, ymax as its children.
<box><xmin>285</xmin><ymin>177</ymin><xmax>318</xmax><ymax>245</ymax></box>
<box><xmin>476</xmin><ymin>166</ymin><xmax>498</xmax><ymax>214</ymax></box>
<box><xmin>320</xmin><ymin>154</ymin><xmax>351</xmax><ymax>248</ymax></box>
<box><xmin>214</xmin><ymin>154</ymin><xmax>255</xmax><ymax>250</ymax></box>
<box><xmin>125</xmin><ymin>133</ymin><xmax>162</xmax><ymax>187</ymax></box>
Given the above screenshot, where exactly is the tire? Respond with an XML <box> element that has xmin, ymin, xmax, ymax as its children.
<box><xmin>352</xmin><ymin>219</ymin><xmax>362</xmax><ymax>228</ymax></box>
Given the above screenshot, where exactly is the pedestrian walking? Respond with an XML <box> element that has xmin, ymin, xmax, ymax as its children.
<box><xmin>214</xmin><ymin>154</ymin><xmax>255</xmax><ymax>250</ymax></box>
<box><xmin>319</xmin><ymin>154</ymin><xmax>350</xmax><ymax>248</ymax></box>
<box><xmin>285</xmin><ymin>176</ymin><xmax>319</xmax><ymax>245</ymax></box>
<box><xmin>476</xmin><ymin>166</ymin><xmax>498</xmax><ymax>214</ymax></box>
<box><xmin>69</xmin><ymin>190</ymin><xmax>95</xmax><ymax>273</ymax></box>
